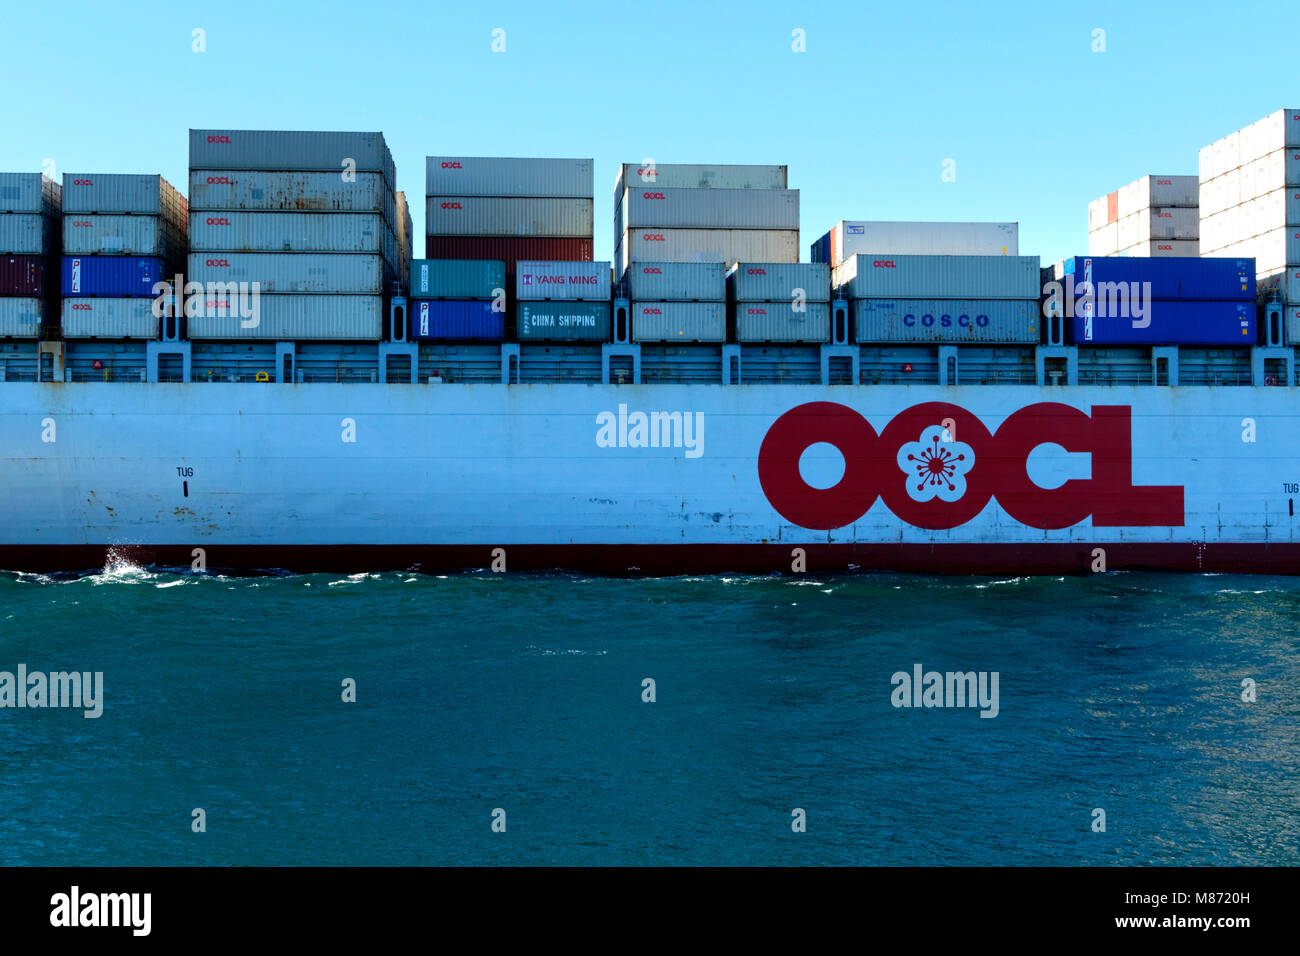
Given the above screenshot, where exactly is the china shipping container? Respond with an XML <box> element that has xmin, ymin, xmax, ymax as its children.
<box><xmin>61</xmin><ymin>297</ymin><xmax>159</xmax><ymax>339</ymax></box>
<box><xmin>515</xmin><ymin>260</ymin><xmax>610</xmax><ymax>300</ymax></box>
<box><xmin>516</xmin><ymin>301</ymin><xmax>611</xmax><ymax>341</ymax></box>
<box><xmin>189</xmin><ymin>171</ymin><xmax>396</xmax><ymax>226</ymax></box>
<box><xmin>190</xmin><ymin>130</ymin><xmax>396</xmax><ymax>187</ymax></box>
<box><xmin>0</xmin><ymin>173</ymin><xmax>61</xmax><ymax>215</ymax></box>
<box><xmin>62</xmin><ymin>215</ymin><xmax>186</xmax><ymax>259</ymax></box>
<box><xmin>425</xmin><ymin>197</ymin><xmax>593</xmax><ymax>237</ymax></box>
<box><xmin>187</xmin><ymin>253</ymin><xmax>389</xmax><ymax>294</ymax></box>
<box><xmin>409</xmin><ymin>259</ymin><xmax>506</xmax><ymax>299</ymax></box>
<box><xmin>734</xmin><ymin>301</ymin><xmax>831</xmax><ymax>343</ymax></box>
<box><xmin>62</xmin><ymin>256</ymin><xmax>166</xmax><ymax>297</ymax></box>
<box><xmin>0</xmin><ymin>214</ymin><xmax>59</xmax><ymax>255</ymax></box>
<box><xmin>410</xmin><ymin>300</ymin><xmax>504</xmax><ymax>341</ymax></box>
<box><xmin>625</xmin><ymin>262</ymin><xmax>725</xmax><ymax>301</ymax></box>
<box><xmin>0</xmin><ymin>255</ymin><xmax>47</xmax><ymax>296</ymax></box>
<box><xmin>727</xmin><ymin>262</ymin><xmax>830</xmax><ymax>302</ymax></box>
<box><xmin>618</xmin><ymin>188</ymin><xmax>799</xmax><ymax>230</ymax></box>
<box><xmin>833</xmin><ymin>255</ymin><xmax>1040</xmax><ymax>300</ymax></box>
<box><xmin>812</xmin><ymin>221</ymin><xmax>1019</xmax><ymax>264</ymax></box>
<box><xmin>187</xmin><ymin>294</ymin><xmax>384</xmax><ymax>340</ymax></box>
<box><xmin>630</xmin><ymin>301</ymin><xmax>726</xmax><ymax>342</ymax></box>
<box><xmin>426</xmin><ymin>157</ymin><xmax>593</xmax><ymax>198</ymax></box>
<box><xmin>424</xmin><ymin>237</ymin><xmax>593</xmax><ymax>281</ymax></box>
<box><xmin>189</xmin><ymin>212</ymin><xmax>398</xmax><ymax>263</ymax></box>
<box><xmin>851</xmin><ymin>298</ymin><xmax>1040</xmax><ymax>344</ymax></box>
<box><xmin>1070</xmin><ymin>300</ymin><xmax>1255</xmax><ymax>346</ymax></box>
<box><xmin>616</xmin><ymin>228</ymin><xmax>798</xmax><ymax>273</ymax></box>
<box><xmin>0</xmin><ymin>298</ymin><xmax>44</xmax><ymax>337</ymax></box>
<box><xmin>1061</xmin><ymin>256</ymin><xmax>1254</xmax><ymax>300</ymax></box>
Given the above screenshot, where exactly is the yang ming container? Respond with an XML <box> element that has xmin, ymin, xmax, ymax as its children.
<box><xmin>833</xmin><ymin>255</ymin><xmax>1040</xmax><ymax>300</ymax></box>
<box><xmin>410</xmin><ymin>300</ymin><xmax>504</xmax><ymax>341</ymax></box>
<box><xmin>191</xmin><ymin>130</ymin><xmax>396</xmax><ymax>187</ymax></box>
<box><xmin>0</xmin><ymin>256</ymin><xmax>47</xmax><ymax>296</ymax></box>
<box><xmin>190</xmin><ymin>212</ymin><xmax>397</xmax><ymax>262</ymax></box>
<box><xmin>187</xmin><ymin>253</ymin><xmax>387</xmax><ymax>294</ymax></box>
<box><xmin>0</xmin><ymin>215</ymin><xmax>58</xmax><ymax>255</ymax></box>
<box><xmin>619</xmin><ymin>188</ymin><xmax>799</xmax><ymax>230</ymax></box>
<box><xmin>61</xmin><ymin>297</ymin><xmax>159</xmax><ymax>339</ymax></box>
<box><xmin>187</xmin><ymin>294</ymin><xmax>384</xmax><ymax>340</ymax></box>
<box><xmin>1070</xmin><ymin>299</ymin><xmax>1255</xmax><ymax>345</ymax></box>
<box><xmin>516</xmin><ymin>301</ymin><xmax>611</xmax><ymax>341</ymax></box>
<box><xmin>515</xmin><ymin>260</ymin><xmax>610</xmax><ymax>300</ymax></box>
<box><xmin>425</xmin><ymin>158</ymin><xmax>592</xmax><ymax>198</ymax></box>
<box><xmin>189</xmin><ymin>171</ymin><xmax>396</xmax><ymax>226</ymax></box>
<box><xmin>625</xmin><ymin>262</ymin><xmax>725</xmax><ymax>301</ymax></box>
<box><xmin>62</xmin><ymin>256</ymin><xmax>166</xmax><ymax>297</ymax></box>
<box><xmin>1062</xmin><ymin>256</ymin><xmax>1255</xmax><ymax>300</ymax></box>
<box><xmin>852</xmin><ymin>299</ymin><xmax>1040</xmax><ymax>344</ymax></box>
<box><xmin>728</xmin><ymin>262</ymin><xmax>830</xmax><ymax>302</ymax></box>
<box><xmin>734</xmin><ymin>301</ymin><xmax>831</xmax><ymax>343</ymax></box>
<box><xmin>409</xmin><ymin>259</ymin><xmax>506</xmax><ymax>299</ymax></box>
<box><xmin>62</xmin><ymin>174</ymin><xmax>187</xmax><ymax>221</ymax></box>
<box><xmin>425</xmin><ymin>197</ymin><xmax>593</xmax><ymax>237</ymax></box>
<box><xmin>63</xmin><ymin>215</ymin><xmax>185</xmax><ymax>259</ymax></box>
<box><xmin>617</xmin><ymin>229</ymin><xmax>798</xmax><ymax>273</ymax></box>
<box><xmin>0</xmin><ymin>174</ymin><xmax>61</xmax><ymax>215</ymax></box>
<box><xmin>630</xmin><ymin>301</ymin><xmax>725</xmax><ymax>342</ymax></box>
<box><xmin>0</xmin><ymin>298</ymin><xmax>44</xmax><ymax>337</ymax></box>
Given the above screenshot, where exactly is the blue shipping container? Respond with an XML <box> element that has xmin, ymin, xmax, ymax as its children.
<box><xmin>1068</xmin><ymin>300</ymin><xmax>1255</xmax><ymax>346</ymax></box>
<box><xmin>1061</xmin><ymin>256</ymin><xmax>1255</xmax><ymax>300</ymax></box>
<box><xmin>810</xmin><ymin>231</ymin><xmax>831</xmax><ymax>264</ymax></box>
<box><xmin>410</xmin><ymin>300</ymin><xmax>504</xmax><ymax>341</ymax></box>
<box><xmin>62</xmin><ymin>256</ymin><xmax>166</xmax><ymax>297</ymax></box>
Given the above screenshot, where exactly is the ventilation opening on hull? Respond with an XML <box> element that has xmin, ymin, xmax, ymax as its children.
<box><xmin>385</xmin><ymin>353</ymin><xmax>412</xmax><ymax>384</ymax></box>
<box><xmin>158</xmin><ymin>352</ymin><xmax>184</xmax><ymax>383</ymax></box>
<box><xmin>827</xmin><ymin>356</ymin><xmax>853</xmax><ymax>385</ymax></box>
<box><xmin>609</xmin><ymin>355</ymin><xmax>633</xmax><ymax>384</ymax></box>
<box><xmin>1044</xmin><ymin>355</ymin><xmax>1068</xmax><ymax>385</ymax></box>
<box><xmin>1155</xmin><ymin>356</ymin><xmax>1170</xmax><ymax>386</ymax></box>
<box><xmin>183</xmin><ymin>481</ymin><xmax>189</xmax><ymax>498</ymax></box>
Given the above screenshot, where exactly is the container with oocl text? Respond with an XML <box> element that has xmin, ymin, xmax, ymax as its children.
<box><xmin>0</xmin><ymin>173</ymin><xmax>60</xmax><ymax>339</ymax></box>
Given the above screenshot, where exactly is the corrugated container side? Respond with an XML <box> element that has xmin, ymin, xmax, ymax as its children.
<box><xmin>0</xmin><ymin>174</ymin><xmax>61</xmax><ymax>215</ymax></box>
<box><xmin>832</xmin><ymin>255</ymin><xmax>1041</xmax><ymax>299</ymax></box>
<box><xmin>728</xmin><ymin>262</ymin><xmax>830</xmax><ymax>302</ymax></box>
<box><xmin>424</xmin><ymin>237</ymin><xmax>593</xmax><ymax>280</ymax></box>
<box><xmin>811</xmin><ymin>231</ymin><xmax>831</xmax><ymax>264</ymax></box>
<box><xmin>515</xmin><ymin>260</ymin><xmax>611</xmax><ymax>300</ymax></box>
<box><xmin>1062</xmin><ymin>256</ymin><xmax>1254</xmax><ymax>299</ymax></box>
<box><xmin>1128</xmin><ymin>239</ymin><xmax>1200</xmax><ymax>257</ymax></box>
<box><xmin>62</xmin><ymin>174</ymin><xmax>187</xmax><ymax>226</ymax></box>
<box><xmin>410</xmin><ymin>300</ymin><xmax>505</xmax><ymax>341</ymax></box>
<box><xmin>0</xmin><ymin>214</ymin><xmax>59</xmax><ymax>255</ymax></box>
<box><xmin>189</xmin><ymin>171</ymin><xmax>396</xmax><ymax>228</ymax></box>
<box><xmin>516</xmin><ymin>301</ymin><xmax>611</xmax><ymax>341</ymax></box>
<box><xmin>62</xmin><ymin>214</ymin><xmax>186</xmax><ymax>260</ymax></box>
<box><xmin>830</xmin><ymin>221</ymin><xmax>1019</xmax><ymax>261</ymax></box>
<box><xmin>189</xmin><ymin>211</ymin><xmax>397</xmax><ymax>267</ymax></box>
<box><xmin>190</xmin><ymin>130</ymin><xmax>395</xmax><ymax>187</ymax></box>
<box><xmin>625</xmin><ymin>262</ymin><xmax>725</xmax><ymax>301</ymax></box>
<box><xmin>60</xmin><ymin>297</ymin><xmax>159</xmax><ymax>339</ymax></box>
<box><xmin>614</xmin><ymin>163</ymin><xmax>787</xmax><ymax>192</ymax></box>
<box><xmin>62</xmin><ymin>256</ymin><xmax>166</xmax><ymax>297</ymax></box>
<box><xmin>1257</xmin><ymin>267</ymin><xmax>1300</xmax><ymax>305</ymax></box>
<box><xmin>621</xmin><ymin>188</ymin><xmax>799</xmax><ymax>229</ymax></box>
<box><xmin>425</xmin><ymin>197</ymin><xmax>594</xmax><ymax>237</ymax></box>
<box><xmin>1286</xmin><ymin>303</ymin><xmax>1300</xmax><ymax>342</ymax></box>
<box><xmin>617</xmin><ymin>228</ymin><xmax>798</xmax><ymax>272</ymax></box>
<box><xmin>426</xmin><ymin>157</ymin><xmax>593</xmax><ymax>198</ymax></box>
<box><xmin>187</xmin><ymin>253</ymin><xmax>388</xmax><ymax>294</ymax></box>
<box><xmin>0</xmin><ymin>256</ymin><xmax>47</xmax><ymax>296</ymax></box>
<box><xmin>0</xmin><ymin>297</ymin><xmax>44</xmax><ymax>337</ymax></box>
<box><xmin>1147</xmin><ymin>175</ymin><xmax>1200</xmax><ymax>207</ymax></box>
<box><xmin>852</xmin><ymin>299</ymin><xmax>1040</xmax><ymax>344</ymax></box>
<box><xmin>188</xmin><ymin>294</ymin><xmax>384</xmax><ymax>340</ymax></box>
<box><xmin>734</xmin><ymin>301</ymin><xmax>831</xmax><ymax>343</ymax></box>
<box><xmin>409</xmin><ymin>259</ymin><xmax>506</xmax><ymax>299</ymax></box>
<box><xmin>1069</xmin><ymin>300</ymin><xmax>1255</xmax><ymax>345</ymax></box>
<box><xmin>630</xmin><ymin>301</ymin><xmax>726</xmax><ymax>342</ymax></box>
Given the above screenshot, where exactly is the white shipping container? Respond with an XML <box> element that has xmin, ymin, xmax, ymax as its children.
<box><xmin>187</xmin><ymin>253</ymin><xmax>387</xmax><ymax>293</ymax></box>
<box><xmin>1087</xmin><ymin>196</ymin><xmax>1109</xmax><ymax>233</ymax></box>
<box><xmin>189</xmin><ymin>211</ymin><xmax>397</xmax><ymax>265</ymax></box>
<box><xmin>1089</xmin><ymin>222</ymin><xmax>1119</xmax><ymax>256</ymax></box>
<box><xmin>1252</xmin><ymin>226</ymin><xmax>1300</xmax><ymax>274</ymax></box>
<box><xmin>1198</xmin><ymin>143</ymin><xmax>1215</xmax><ymax>183</ymax></box>
<box><xmin>426</xmin><ymin>197</ymin><xmax>593</xmax><ymax>237</ymax></box>
<box><xmin>0</xmin><ymin>298</ymin><xmax>44</xmax><ymax>337</ymax></box>
<box><xmin>60</xmin><ymin>298</ymin><xmax>158</xmax><ymax>339</ymax></box>
<box><xmin>1116</xmin><ymin>175</ymin><xmax>1198</xmax><ymax>217</ymax></box>
<box><xmin>824</xmin><ymin>221</ymin><xmax>1018</xmax><ymax>263</ymax></box>
<box><xmin>1136</xmin><ymin>206</ymin><xmax>1199</xmax><ymax>241</ymax></box>
<box><xmin>1243</xmin><ymin>109</ymin><xmax>1300</xmax><ymax>164</ymax></box>
<box><xmin>0</xmin><ymin>214</ymin><xmax>58</xmax><ymax>255</ymax></box>
<box><xmin>1257</xmin><ymin>267</ymin><xmax>1300</xmax><ymax>305</ymax></box>
<box><xmin>62</xmin><ymin>174</ymin><xmax>186</xmax><ymax>224</ymax></box>
<box><xmin>62</xmin><ymin>215</ymin><xmax>184</xmax><ymax>258</ymax></box>
<box><xmin>616</xmin><ymin>228</ymin><xmax>798</xmax><ymax>273</ymax></box>
<box><xmin>620</xmin><ymin>187</ymin><xmax>798</xmax><ymax>230</ymax></box>
<box><xmin>1117</xmin><ymin>239</ymin><xmax>1200</xmax><ymax>257</ymax></box>
<box><xmin>191</xmin><ymin>130</ymin><xmax>395</xmax><ymax>187</ymax></box>
<box><xmin>189</xmin><ymin>171</ymin><xmax>396</xmax><ymax>227</ymax></box>
<box><xmin>515</xmin><ymin>260</ymin><xmax>611</xmax><ymax>300</ymax></box>
<box><xmin>0</xmin><ymin>174</ymin><xmax>60</xmax><ymax>215</ymax></box>
<box><xmin>614</xmin><ymin>163</ymin><xmax>787</xmax><ymax>192</ymax></box>
<box><xmin>425</xmin><ymin>157</ymin><xmax>592</xmax><ymax>198</ymax></box>
<box><xmin>734</xmin><ymin>301</ymin><xmax>831</xmax><ymax>343</ymax></box>
<box><xmin>630</xmin><ymin>301</ymin><xmax>725</xmax><ymax>342</ymax></box>
<box><xmin>831</xmin><ymin>254</ymin><xmax>1040</xmax><ymax>300</ymax></box>
<box><xmin>727</xmin><ymin>262</ymin><xmax>830</xmax><ymax>302</ymax></box>
<box><xmin>625</xmin><ymin>262</ymin><xmax>726</xmax><ymax>301</ymax></box>
<box><xmin>1117</xmin><ymin>213</ymin><xmax>1139</xmax><ymax>250</ymax></box>
<box><xmin>187</xmin><ymin>294</ymin><xmax>384</xmax><ymax>340</ymax></box>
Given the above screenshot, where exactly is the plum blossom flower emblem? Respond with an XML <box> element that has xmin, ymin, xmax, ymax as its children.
<box><xmin>897</xmin><ymin>425</ymin><xmax>975</xmax><ymax>502</ymax></box>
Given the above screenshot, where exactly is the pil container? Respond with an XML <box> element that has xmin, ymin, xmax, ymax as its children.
<box><xmin>410</xmin><ymin>300</ymin><xmax>505</xmax><ymax>341</ymax></box>
<box><xmin>62</xmin><ymin>256</ymin><xmax>166</xmax><ymax>297</ymax></box>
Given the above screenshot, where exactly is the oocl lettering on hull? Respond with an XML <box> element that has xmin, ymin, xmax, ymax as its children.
<box><xmin>758</xmin><ymin>402</ymin><xmax>1183</xmax><ymax>531</ymax></box>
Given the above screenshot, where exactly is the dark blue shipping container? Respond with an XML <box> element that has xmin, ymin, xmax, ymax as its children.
<box><xmin>410</xmin><ymin>299</ymin><xmax>504</xmax><ymax>341</ymax></box>
<box><xmin>810</xmin><ymin>230</ymin><xmax>831</xmax><ymax>264</ymax></box>
<box><xmin>1069</xmin><ymin>300</ymin><xmax>1255</xmax><ymax>346</ymax></box>
<box><xmin>1061</xmin><ymin>256</ymin><xmax>1255</xmax><ymax>300</ymax></box>
<box><xmin>61</xmin><ymin>256</ymin><xmax>166</xmax><ymax>297</ymax></box>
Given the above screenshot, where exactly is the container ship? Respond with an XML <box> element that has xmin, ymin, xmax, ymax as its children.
<box><xmin>1</xmin><ymin>114</ymin><xmax>1299</xmax><ymax>576</ymax></box>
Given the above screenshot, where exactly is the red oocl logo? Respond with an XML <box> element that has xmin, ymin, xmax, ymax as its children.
<box><xmin>642</xmin><ymin>267</ymin><xmax>662</xmax><ymax>274</ymax></box>
<box><xmin>72</xmin><ymin>303</ymin><xmax>92</xmax><ymax>310</ymax></box>
<box><xmin>72</xmin><ymin>179</ymin><xmax>93</xmax><ymax>186</ymax></box>
<box><xmin>636</xmin><ymin>168</ymin><xmax>657</xmax><ymax>178</ymax></box>
<box><xmin>440</xmin><ymin>162</ymin><xmax>462</xmax><ymax>169</ymax></box>
<box><xmin>643</xmin><ymin>234</ymin><xmax>665</xmax><ymax>241</ymax></box>
<box><xmin>872</xmin><ymin>260</ymin><xmax>896</xmax><ymax>268</ymax></box>
<box><xmin>748</xmin><ymin>308</ymin><xmax>767</xmax><ymax>315</ymax></box>
<box><xmin>643</xmin><ymin>192</ymin><xmax>666</xmax><ymax>200</ymax></box>
<box><xmin>747</xmin><ymin>268</ymin><xmax>767</xmax><ymax>275</ymax></box>
<box><xmin>205</xmin><ymin>259</ymin><xmax>230</xmax><ymax>267</ymax></box>
<box><xmin>643</xmin><ymin>308</ymin><xmax>663</xmax><ymax>315</ymax></box>
<box><xmin>72</xmin><ymin>221</ymin><xmax>92</xmax><ymax>227</ymax></box>
<box><xmin>206</xmin><ymin>135</ymin><xmax>231</xmax><ymax>143</ymax></box>
<box><xmin>206</xmin><ymin>177</ymin><xmax>231</xmax><ymax>184</ymax></box>
<box><xmin>441</xmin><ymin>202</ymin><xmax>462</xmax><ymax>210</ymax></box>
<box><xmin>206</xmin><ymin>218</ymin><xmax>230</xmax><ymax>226</ymax></box>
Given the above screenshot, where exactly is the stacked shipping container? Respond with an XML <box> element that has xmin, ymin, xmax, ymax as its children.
<box><xmin>188</xmin><ymin>129</ymin><xmax>401</xmax><ymax>340</ymax></box>
<box><xmin>0</xmin><ymin>174</ymin><xmax>60</xmax><ymax>338</ymax></box>
<box><xmin>514</xmin><ymin>261</ymin><xmax>612</xmax><ymax>341</ymax></box>
<box><xmin>812</xmin><ymin>222</ymin><xmax>1018</xmax><ymax>264</ymax></box>
<box><xmin>625</xmin><ymin>262</ymin><xmax>726</xmax><ymax>342</ymax></box>
<box><xmin>727</xmin><ymin>263</ymin><xmax>831</xmax><ymax>342</ymax></box>
<box><xmin>1088</xmin><ymin>175</ymin><xmax>1199</xmax><ymax>257</ymax></box>
<box><xmin>409</xmin><ymin>259</ymin><xmax>506</xmax><ymax>340</ymax></box>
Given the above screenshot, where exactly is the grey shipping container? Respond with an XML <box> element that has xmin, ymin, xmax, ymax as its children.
<box><xmin>189</xmin><ymin>211</ymin><xmax>397</xmax><ymax>267</ymax></box>
<box><xmin>734</xmin><ymin>301</ymin><xmax>832</xmax><ymax>343</ymax></box>
<box><xmin>516</xmin><ymin>260</ymin><xmax>611</xmax><ymax>300</ymax></box>
<box><xmin>851</xmin><ymin>298</ymin><xmax>1040</xmax><ymax>344</ymax></box>
<box><xmin>625</xmin><ymin>262</ymin><xmax>725</xmax><ymax>301</ymax></box>
<box><xmin>620</xmin><ymin>187</ymin><xmax>799</xmax><ymax>230</ymax></box>
<box><xmin>631</xmin><ymin>301</ymin><xmax>726</xmax><ymax>342</ymax></box>
<box><xmin>187</xmin><ymin>293</ymin><xmax>384</xmax><ymax>340</ymax></box>
<box><xmin>0</xmin><ymin>174</ymin><xmax>61</xmax><ymax>215</ymax></box>
<box><xmin>187</xmin><ymin>253</ymin><xmax>388</xmax><ymax>294</ymax></box>
<box><xmin>63</xmin><ymin>215</ymin><xmax>186</xmax><ymax>260</ymax></box>
<box><xmin>426</xmin><ymin>157</ymin><xmax>592</xmax><ymax>198</ymax></box>
<box><xmin>61</xmin><ymin>298</ymin><xmax>159</xmax><ymax>339</ymax></box>
<box><xmin>614</xmin><ymin>163</ymin><xmax>787</xmax><ymax>192</ymax></box>
<box><xmin>0</xmin><ymin>298</ymin><xmax>44</xmax><ymax>337</ymax></box>
<box><xmin>728</xmin><ymin>262</ymin><xmax>830</xmax><ymax>302</ymax></box>
<box><xmin>425</xmin><ymin>197</ymin><xmax>593</xmax><ymax>237</ymax></box>
<box><xmin>617</xmin><ymin>228</ymin><xmax>798</xmax><ymax>273</ymax></box>
<box><xmin>189</xmin><ymin>171</ymin><xmax>396</xmax><ymax>228</ymax></box>
<box><xmin>62</xmin><ymin>174</ymin><xmax>187</xmax><ymax>225</ymax></box>
<box><xmin>516</xmin><ymin>301</ymin><xmax>611</xmax><ymax>341</ymax></box>
<box><xmin>409</xmin><ymin>259</ymin><xmax>506</xmax><ymax>299</ymax></box>
<box><xmin>0</xmin><ymin>214</ymin><xmax>59</xmax><ymax>255</ymax></box>
<box><xmin>833</xmin><ymin>255</ymin><xmax>1041</xmax><ymax>300</ymax></box>
<box><xmin>190</xmin><ymin>130</ymin><xmax>396</xmax><ymax>188</ymax></box>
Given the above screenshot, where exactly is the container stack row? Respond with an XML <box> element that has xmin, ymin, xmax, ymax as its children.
<box><xmin>515</xmin><ymin>260</ymin><xmax>612</xmax><ymax>342</ymax></box>
<box><xmin>408</xmin><ymin>259</ymin><xmax>507</xmax><ymax>340</ymax></box>
<box><xmin>59</xmin><ymin>174</ymin><xmax>187</xmax><ymax>339</ymax></box>
<box><xmin>727</xmin><ymin>263</ymin><xmax>832</xmax><ymax>342</ymax></box>
<box><xmin>812</xmin><ymin>221</ymin><xmax>1018</xmax><ymax>263</ymax></box>
<box><xmin>1088</xmin><ymin>175</ymin><xmax>1199</xmax><ymax>258</ymax></box>
<box><xmin>188</xmin><ymin>129</ymin><xmax>403</xmax><ymax>340</ymax></box>
<box><xmin>0</xmin><ymin>174</ymin><xmax>60</xmax><ymax>338</ymax></box>
<box><xmin>614</xmin><ymin>164</ymin><xmax>796</xmax><ymax>278</ymax></box>
<box><xmin>626</xmin><ymin>262</ymin><xmax>726</xmax><ymax>341</ymax></box>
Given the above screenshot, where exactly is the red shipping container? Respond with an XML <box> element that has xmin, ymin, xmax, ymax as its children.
<box><xmin>0</xmin><ymin>255</ymin><xmax>47</xmax><ymax>296</ymax></box>
<box><xmin>423</xmin><ymin>237</ymin><xmax>592</xmax><ymax>282</ymax></box>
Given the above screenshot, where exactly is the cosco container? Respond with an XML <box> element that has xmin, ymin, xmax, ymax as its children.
<box><xmin>0</xmin><ymin>214</ymin><xmax>58</xmax><ymax>255</ymax></box>
<box><xmin>424</xmin><ymin>236</ymin><xmax>593</xmax><ymax>281</ymax></box>
<box><xmin>852</xmin><ymin>299</ymin><xmax>1040</xmax><ymax>344</ymax></box>
<box><xmin>425</xmin><ymin>157</ymin><xmax>592</xmax><ymax>198</ymax></box>
<box><xmin>1069</xmin><ymin>300</ymin><xmax>1255</xmax><ymax>346</ymax></box>
<box><xmin>0</xmin><ymin>256</ymin><xmax>47</xmax><ymax>296</ymax></box>
<box><xmin>516</xmin><ymin>301</ymin><xmax>611</xmax><ymax>341</ymax></box>
<box><xmin>62</xmin><ymin>215</ymin><xmax>185</xmax><ymax>260</ymax></box>
<box><xmin>191</xmin><ymin>130</ymin><xmax>396</xmax><ymax>187</ymax></box>
<box><xmin>832</xmin><ymin>255</ymin><xmax>1040</xmax><ymax>300</ymax></box>
<box><xmin>614</xmin><ymin>163</ymin><xmax>787</xmax><ymax>193</ymax></box>
<box><xmin>189</xmin><ymin>171</ymin><xmax>396</xmax><ymax>227</ymax></box>
<box><xmin>62</xmin><ymin>256</ymin><xmax>166</xmax><ymax>297</ymax></box>
<box><xmin>409</xmin><ymin>300</ymin><xmax>504</xmax><ymax>341</ymax></box>
<box><xmin>616</xmin><ymin>228</ymin><xmax>798</xmax><ymax>273</ymax></box>
<box><xmin>189</xmin><ymin>211</ymin><xmax>397</xmax><ymax>263</ymax></box>
<box><xmin>734</xmin><ymin>301</ymin><xmax>831</xmax><ymax>343</ymax></box>
<box><xmin>187</xmin><ymin>294</ymin><xmax>384</xmax><ymax>340</ymax></box>
<box><xmin>727</xmin><ymin>262</ymin><xmax>830</xmax><ymax>302</ymax></box>
<box><xmin>0</xmin><ymin>298</ymin><xmax>44</xmax><ymax>337</ymax></box>
<box><xmin>625</xmin><ymin>262</ymin><xmax>725</xmax><ymax>301</ymax></box>
<box><xmin>515</xmin><ymin>260</ymin><xmax>610</xmax><ymax>300</ymax></box>
<box><xmin>1061</xmin><ymin>256</ymin><xmax>1254</xmax><ymax>300</ymax></box>
<box><xmin>619</xmin><ymin>188</ymin><xmax>798</xmax><ymax>230</ymax></box>
<box><xmin>812</xmin><ymin>221</ymin><xmax>1019</xmax><ymax>264</ymax></box>
<box><xmin>61</xmin><ymin>297</ymin><xmax>159</xmax><ymax>339</ymax></box>
<box><xmin>630</xmin><ymin>301</ymin><xmax>725</xmax><ymax>342</ymax></box>
<box><xmin>0</xmin><ymin>174</ymin><xmax>61</xmax><ymax>215</ymax></box>
<box><xmin>409</xmin><ymin>259</ymin><xmax>505</xmax><ymax>299</ymax></box>
<box><xmin>61</xmin><ymin>174</ymin><xmax>187</xmax><ymax>223</ymax></box>
<box><xmin>187</xmin><ymin>253</ymin><xmax>388</xmax><ymax>294</ymax></box>
<box><xmin>425</xmin><ymin>197</ymin><xmax>593</xmax><ymax>237</ymax></box>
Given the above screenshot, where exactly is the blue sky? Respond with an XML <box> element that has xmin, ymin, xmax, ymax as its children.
<box><xmin>0</xmin><ymin>0</ymin><xmax>1291</xmax><ymax>264</ymax></box>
